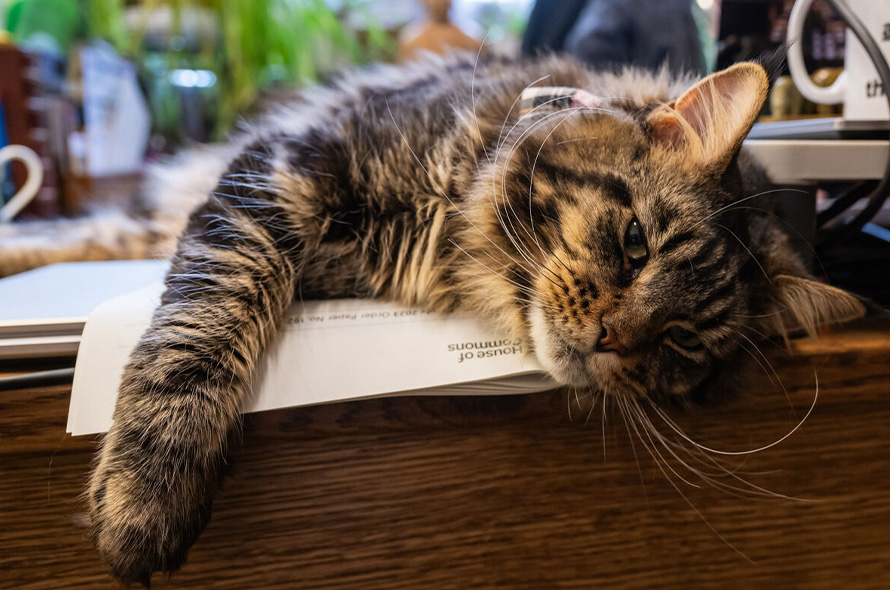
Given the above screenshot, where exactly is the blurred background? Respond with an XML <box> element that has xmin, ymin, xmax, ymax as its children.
<box><xmin>0</xmin><ymin>1</ymin><xmax>869</xmax><ymax>246</ymax></box>
<box><xmin>0</xmin><ymin>0</ymin><xmax>534</xmax><ymax>220</ymax></box>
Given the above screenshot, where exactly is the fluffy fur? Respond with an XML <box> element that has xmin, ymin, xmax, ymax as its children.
<box><xmin>77</xmin><ymin>54</ymin><xmax>865</xmax><ymax>585</ymax></box>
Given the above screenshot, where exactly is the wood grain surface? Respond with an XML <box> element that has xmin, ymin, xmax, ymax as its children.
<box><xmin>1</xmin><ymin>321</ymin><xmax>889</xmax><ymax>589</ymax></box>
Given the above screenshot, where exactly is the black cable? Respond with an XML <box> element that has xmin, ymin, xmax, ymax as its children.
<box><xmin>817</xmin><ymin>180</ymin><xmax>878</xmax><ymax>226</ymax></box>
<box><xmin>0</xmin><ymin>367</ymin><xmax>75</xmax><ymax>391</ymax></box>
<box><xmin>819</xmin><ymin>0</ymin><xmax>890</xmax><ymax>243</ymax></box>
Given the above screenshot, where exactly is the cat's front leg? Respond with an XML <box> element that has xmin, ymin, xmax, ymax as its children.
<box><xmin>87</xmin><ymin>178</ymin><xmax>300</xmax><ymax>585</ymax></box>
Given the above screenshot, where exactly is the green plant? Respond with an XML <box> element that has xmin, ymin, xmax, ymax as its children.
<box><xmin>85</xmin><ymin>0</ymin><xmax>129</xmax><ymax>51</ymax></box>
<box><xmin>86</xmin><ymin>0</ymin><xmax>394</xmax><ymax>139</ymax></box>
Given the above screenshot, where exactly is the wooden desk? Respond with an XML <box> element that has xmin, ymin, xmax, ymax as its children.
<box><xmin>2</xmin><ymin>323</ymin><xmax>889</xmax><ymax>589</ymax></box>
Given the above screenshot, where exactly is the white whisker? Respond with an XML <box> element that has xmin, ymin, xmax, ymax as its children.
<box><xmin>384</xmin><ymin>98</ymin><xmax>537</xmax><ymax>279</ymax></box>
<box><xmin>648</xmin><ymin>368</ymin><xmax>819</xmax><ymax>456</ymax></box>
<box><xmin>716</xmin><ymin>222</ymin><xmax>771</xmax><ymax>284</ymax></box>
<box><xmin>692</xmin><ymin>188</ymin><xmax>810</xmax><ymax>231</ymax></box>
<box><xmin>470</xmin><ymin>33</ymin><xmax>492</xmax><ymax>165</ymax></box>
<box><xmin>619</xmin><ymin>398</ymin><xmax>755</xmax><ymax>564</ymax></box>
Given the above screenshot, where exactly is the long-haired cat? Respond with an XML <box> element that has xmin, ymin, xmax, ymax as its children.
<box><xmin>85</xmin><ymin>54</ymin><xmax>865</xmax><ymax>585</ymax></box>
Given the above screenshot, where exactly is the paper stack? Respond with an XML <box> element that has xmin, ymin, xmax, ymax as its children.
<box><xmin>68</xmin><ymin>269</ymin><xmax>556</xmax><ymax>436</ymax></box>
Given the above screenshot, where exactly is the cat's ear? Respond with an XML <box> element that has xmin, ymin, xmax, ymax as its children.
<box><xmin>647</xmin><ymin>62</ymin><xmax>769</xmax><ymax>173</ymax></box>
<box><xmin>759</xmin><ymin>275</ymin><xmax>866</xmax><ymax>339</ymax></box>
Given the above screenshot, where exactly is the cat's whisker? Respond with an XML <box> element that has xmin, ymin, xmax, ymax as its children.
<box><xmin>619</xmin><ymin>398</ymin><xmax>768</xmax><ymax>528</ymax></box>
<box><xmin>74</xmin><ymin>53</ymin><xmax>872</xmax><ymax>584</ymax></box>
<box><xmin>736</xmin><ymin>339</ymin><xmax>778</xmax><ymax>388</ymax></box>
<box><xmin>583</xmin><ymin>389</ymin><xmax>598</xmax><ymax>428</ymax></box>
<box><xmin>615</xmin><ymin>396</ymin><xmax>650</xmax><ymax>503</ymax></box>
<box><xmin>600</xmin><ymin>388</ymin><xmax>609</xmax><ymax>459</ymax></box>
<box><xmin>469</xmin><ymin>33</ymin><xmax>492</xmax><ymax>165</ymax></box>
<box><xmin>733</xmin><ymin>323</ymin><xmax>793</xmax><ymax>355</ymax></box>
<box><xmin>623</xmin><ymin>401</ymin><xmax>756</xmax><ymax>564</ymax></box>
<box><xmin>218</xmin><ymin>178</ymin><xmax>276</xmax><ymax>191</ymax></box>
<box><xmin>494</xmin><ymin>92</ymin><xmax>615</xmax><ymax>160</ymax></box>
<box><xmin>523</xmin><ymin>114</ymin><xmax>583</xmax><ymax>273</ymax></box>
<box><xmin>671</xmin><ymin>435</ymin><xmax>810</xmax><ymax>501</ymax></box>
<box><xmin>384</xmin><ymin>99</ymin><xmax>538</xmax><ymax>279</ymax></box>
<box><xmin>716</xmin><ymin>205</ymin><xmax>831</xmax><ymax>283</ymax></box>
<box><xmin>649</xmin><ymin>431</ymin><xmax>745</xmax><ymax>481</ymax></box>
<box><xmin>731</xmin><ymin>309</ymin><xmax>789</xmax><ymax>320</ymax></box>
<box><xmin>493</xmin><ymin>74</ymin><xmax>554</xmax><ymax>158</ymax></box>
<box><xmin>514</xmin><ymin>297</ymin><xmax>559</xmax><ymax>311</ymax></box>
<box><xmin>628</xmin><ymin>398</ymin><xmax>805</xmax><ymax>503</ymax></box>
<box><xmin>625</xmin><ymin>400</ymin><xmax>702</xmax><ymax>489</ymax></box>
<box><xmin>492</xmin><ymin>181</ymin><xmax>556</xmax><ymax>280</ymax></box>
<box><xmin>667</xmin><ymin>435</ymin><xmax>808</xmax><ymax>501</ymax></box>
<box><xmin>492</xmin><ymin>100</ymin><xmax>597</xmax><ymax>195</ymax></box>
<box><xmin>493</xmin><ymin>92</ymin><xmax>579</xmax><ymax>157</ymax></box>
<box><xmin>735</xmin><ymin>331</ymin><xmax>797</xmax><ymax>416</ymax></box>
<box><xmin>446</xmin><ymin>238</ymin><xmax>535</xmax><ymax>289</ymax></box>
<box><xmin>716</xmin><ymin>222</ymin><xmax>772</xmax><ymax>284</ymax></box>
<box><xmin>630</xmin><ymin>400</ymin><xmax>802</xmax><ymax>500</ymax></box>
<box><xmin>691</xmin><ymin>188</ymin><xmax>809</xmax><ymax>231</ymax></box>
<box><xmin>490</xmin><ymin>100</ymin><xmax>573</xmax><ymax>248</ymax></box>
<box><xmin>491</xmin><ymin>203</ymin><xmax>558</xmax><ymax>286</ymax></box>
<box><xmin>222</xmin><ymin>171</ymin><xmax>272</xmax><ymax>179</ymax></box>
<box><xmin>446</xmin><ymin>239</ymin><xmax>557</xmax><ymax>310</ymax></box>
<box><xmin>446</xmin><ymin>235</ymin><xmax>526</xmax><ymax>278</ymax></box>
<box><xmin>554</xmin><ymin>136</ymin><xmax>599</xmax><ymax>146</ymax></box>
<box><xmin>494</xmin><ymin>108</ymin><xmax>596</xmax><ymax>282</ymax></box>
<box><xmin>566</xmin><ymin>388</ymin><xmax>574</xmax><ymax>422</ymax></box>
<box><xmin>487</xmin><ymin>159</ymin><xmax>555</xmax><ymax>282</ymax></box>
<box><xmin>647</xmin><ymin>368</ymin><xmax>819</xmax><ymax>457</ymax></box>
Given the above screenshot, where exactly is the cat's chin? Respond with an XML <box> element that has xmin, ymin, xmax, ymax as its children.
<box><xmin>536</xmin><ymin>348</ymin><xmax>590</xmax><ymax>388</ymax></box>
<box><xmin>529</xmin><ymin>303</ymin><xmax>598</xmax><ymax>388</ymax></box>
<box><xmin>532</xmin><ymin>339</ymin><xmax>624</xmax><ymax>390</ymax></box>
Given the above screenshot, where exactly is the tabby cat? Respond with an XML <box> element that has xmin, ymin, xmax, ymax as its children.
<box><xmin>86</xmin><ymin>54</ymin><xmax>865</xmax><ymax>585</ymax></box>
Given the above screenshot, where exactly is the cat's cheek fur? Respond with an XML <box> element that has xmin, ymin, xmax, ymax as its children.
<box><xmin>529</xmin><ymin>303</ymin><xmax>589</xmax><ymax>387</ymax></box>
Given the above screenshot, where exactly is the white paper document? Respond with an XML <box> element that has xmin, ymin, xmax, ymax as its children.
<box><xmin>68</xmin><ymin>284</ymin><xmax>556</xmax><ymax>436</ymax></box>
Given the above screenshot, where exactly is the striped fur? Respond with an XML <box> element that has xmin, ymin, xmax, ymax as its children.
<box><xmin>87</xmin><ymin>54</ymin><xmax>865</xmax><ymax>585</ymax></box>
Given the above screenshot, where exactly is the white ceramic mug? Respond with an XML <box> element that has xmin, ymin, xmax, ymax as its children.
<box><xmin>788</xmin><ymin>0</ymin><xmax>890</xmax><ymax>120</ymax></box>
<box><xmin>0</xmin><ymin>144</ymin><xmax>43</xmax><ymax>223</ymax></box>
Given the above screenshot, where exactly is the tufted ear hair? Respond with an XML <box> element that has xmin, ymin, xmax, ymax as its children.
<box><xmin>759</xmin><ymin>275</ymin><xmax>866</xmax><ymax>339</ymax></box>
<box><xmin>647</xmin><ymin>62</ymin><xmax>769</xmax><ymax>173</ymax></box>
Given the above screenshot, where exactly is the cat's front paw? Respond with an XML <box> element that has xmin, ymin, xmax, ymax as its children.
<box><xmin>89</xmin><ymin>443</ymin><xmax>214</xmax><ymax>586</ymax></box>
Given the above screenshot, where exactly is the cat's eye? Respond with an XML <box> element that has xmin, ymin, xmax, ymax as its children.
<box><xmin>668</xmin><ymin>326</ymin><xmax>702</xmax><ymax>350</ymax></box>
<box><xmin>624</xmin><ymin>218</ymin><xmax>648</xmax><ymax>272</ymax></box>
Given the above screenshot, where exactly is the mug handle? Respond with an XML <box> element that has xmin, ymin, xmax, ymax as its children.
<box><xmin>787</xmin><ymin>0</ymin><xmax>847</xmax><ymax>104</ymax></box>
<box><xmin>0</xmin><ymin>144</ymin><xmax>44</xmax><ymax>223</ymax></box>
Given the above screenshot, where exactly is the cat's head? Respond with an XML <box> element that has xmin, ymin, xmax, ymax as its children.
<box><xmin>469</xmin><ymin>63</ymin><xmax>865</xmax><ymax>400</ymax></box>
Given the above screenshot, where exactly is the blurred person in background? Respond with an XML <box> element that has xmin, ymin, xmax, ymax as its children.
<box><xmin>522</xmin><ymin>0</ymin><xmax>705</xmax><ymax>76</ymax></box>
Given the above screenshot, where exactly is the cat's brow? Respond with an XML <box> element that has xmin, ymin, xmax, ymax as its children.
<box><xmin>533</xmin><ymin>163</ymin><xmax>632</xmax><ymax>208</ymax></box>
<box><xmin>657</xmin><ymin>230</ymin><xmax>696</xmax><ymax>256</ymax></box>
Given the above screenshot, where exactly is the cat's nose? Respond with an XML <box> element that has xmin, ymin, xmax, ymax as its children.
<box><xmin>595</xmin><ymin>322</ymin><xmax>627</xmax><ymax>356</ymax></box>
